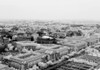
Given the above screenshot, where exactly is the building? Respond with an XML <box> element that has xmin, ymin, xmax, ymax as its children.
<box><xmin>36</xmin><ymin>36</ymin><xmax>57</xmax><ymax>44</ymax></box>
<box><xmin>39</xmin><ymin>44</ymin><xmax>62</xmax><ymax>49</ymax></box>
<box><xmin>60</xmin><ymin>39</ymin><xmax>87</xmax><ymax>52</ymax></box>
<box><xmin>58</xmin><ymin>36</ymin><xmax>86</xmax><ymax>45</ymax></box>
<box><xmin>13</xmin><ymin>41</ymin><xmax>41</xmax><ymax>52</ymax></box>
<box><xmin>36</xmin><ymin>46</ymin><xmax>69</xmax><ymax>63</ymax></box>
<box><xmin>13</xmin><ymin>30</ymin><xmax>34</xmax><ymax>41</ymax></box>
<box><xmin>9</xmin><ymin>52</ymin><xmax>45</xmax><ymax>70</ymax></box>
<box><xmin>51</xmin><ymin>46</ymin><xmax>70</xmax><ymax>56</ymax></box>
<box><xmin>78</xmin><ymin>54</ymin><xmax>100</xmax><ymax>65</ymax></box>
<box><xmin>84</xmin><ymin>35</ymin><xmax>99</xmax><ymax>46</ymax></box>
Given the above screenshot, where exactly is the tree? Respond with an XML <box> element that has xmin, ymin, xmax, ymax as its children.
<box><xmin>66</xmin><ymin>31</ymin><xmax>74</xmax><ymax>37</ymax></box>
<box><xmin>11</xmin><ymin>26</ymin><xmax>19</xmax><ymax>31</ymax></box>
<box><xmin>96</xmin><ymin>24</ymin><xmax>100</xmax><ymax>29</ymax></box>
<box><xmin>66</xmin><ymin>30</ymin><xmax>83</xmax><ymax>37</ymax></box>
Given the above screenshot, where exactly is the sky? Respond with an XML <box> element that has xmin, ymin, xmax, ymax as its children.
<box><xmin>0</xmin><ymin>0</ymin><xmax>100</xmax><ymax>21</ymax></box>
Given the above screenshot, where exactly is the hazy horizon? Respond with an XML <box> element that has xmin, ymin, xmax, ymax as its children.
<box><xmin>0</xmin><ymin>0</ymin><xmax>100</xmax><ymax>21</ymax></box>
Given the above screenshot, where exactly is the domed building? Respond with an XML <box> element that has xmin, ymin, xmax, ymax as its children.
<box><xmin>36</xmin><ymin>35</ymin><xmax>57</xmax><ymax>44</ymax></box>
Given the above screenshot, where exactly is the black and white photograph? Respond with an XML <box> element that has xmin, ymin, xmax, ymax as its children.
<box><xmin>0</xmin><ymin>0</ymin><xmax>100</xmax><ymax>70</ymax></box>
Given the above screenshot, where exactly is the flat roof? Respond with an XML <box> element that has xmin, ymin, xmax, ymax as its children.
<box><xmin>40</xmin><ymin>44</ymin><xmax>63</xmax><ymax>49</ymax></box>
<box><xmin>65</xmin><ymin>36</ymin><xmax>85</xmax><ymax>41</ymax></box>
<box><xmin>10</xmin><ymin>52</ymin><xmax>45</xmax><ymax>64</ymax></box>
<box><xmin>16</xmin><ymin>41</ymin><xmax>40</xmax><ymax>46</ymax></box>
<box><xmin>35</xmin><ymin>49</ymin><xmax>47</xmax><ymax>53</ymax></box>
<box><xmin>62</xmin><ymin>40</ymin><xmax>86</xmax><ymax>47</ymax></box>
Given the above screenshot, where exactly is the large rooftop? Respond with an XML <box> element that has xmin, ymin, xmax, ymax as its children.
<box><xmin>10</xmin><ymin>52</ymin><xmax>45</xmax><ymax>64</ymax></box>
<box><xmin>15</xmin><ymin>41</ymin><xmax>40</xmax><ymax>47</ymax></box>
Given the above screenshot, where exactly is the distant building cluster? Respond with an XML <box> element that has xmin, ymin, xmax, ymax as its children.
<box><xmin>0</xmin><ymin>22</ymin><xmax>100</xmax><ymax>70</ymax></box>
